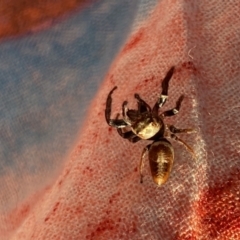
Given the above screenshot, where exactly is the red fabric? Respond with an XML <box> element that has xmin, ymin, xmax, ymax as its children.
<box><xmin>3</xmin><ymin>0</ymin><xmax>240</xmax><ymax>239</ymax></box>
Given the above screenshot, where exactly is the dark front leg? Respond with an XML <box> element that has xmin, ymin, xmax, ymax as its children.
<box><xmin>105</xmin><ymin>86</ymin><xmax>128</xmax><ymax>128</ymax></box>
<box><xmin>152</xmin><ymin>66</ymin><xmax>175</xmax><ymax>114</ymax></box>
<box><xmin>134</xmin><ymin>93</ymin><xmax>151</xmax><ymax>113</ymax></box>
<box><xmin>121</xmin><ymin>93</ymin><xmax>151</xmax><ymax>123</ymax></box>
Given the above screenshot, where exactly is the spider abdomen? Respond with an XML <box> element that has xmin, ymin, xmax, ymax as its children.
<box><xmin>148</xmin><ymin>139</ymin><xmax>174</xmax><ymax>186</ymax></box>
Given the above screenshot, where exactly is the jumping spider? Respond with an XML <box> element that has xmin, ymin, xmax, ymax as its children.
<box><xmin>105</xmin><ymin>66</ymin><xmax>195</xmax><ymax>186</ymax></box>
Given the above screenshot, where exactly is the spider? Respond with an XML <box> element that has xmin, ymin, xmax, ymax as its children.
<box><xmin>105</xmin><ymin>66</ymin><xmax>195</xmax><ymax>186</ymax></box>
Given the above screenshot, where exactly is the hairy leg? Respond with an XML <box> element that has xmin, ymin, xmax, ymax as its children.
<box><xmin>105</xmin><ymin>86</ymin><xmax>128</xmax><ymax>128</ymax></box>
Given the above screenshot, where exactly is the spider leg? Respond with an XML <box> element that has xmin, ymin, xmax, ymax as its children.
<box><xmin>139</xmin><ymin>144</ymin><xmax>151</xmax><ymax>183</ymax></box>
<box><xmin>134</xmin><ymin>93</ymin><xmax>151</xmax><ymax>113</ymax></box>
<box><xmin>114</xmin><ymin>113</ymin><xmax>141</xmax><ymax>143</ymax></box>
<box><xmin>122</xmin><ymin>94</ymin><xmax>151</xmax><ymax>122</ymax></box>
<box><xmin>170</xmin><ymin>133</ymin><xmax>196</xmax><ymax>160</ymax></box>
<box><xmin>152</xmin><ymin>66</ymin><xmax>175</xmax><ymax>114</ymax></box>
<box><xmin>117</xmin><ymin>128</ymin><xmax>142</xmax><ymax>143</ymax></box>
<box><xmin>122</xmin><ymin>100</ymin><xmax>132</xmax><ymax>125</ymax></box>
<box><xmin>168</xmin><ymin>125</ymin><xmax>196</xmax><ymax>134</ymax></box>
<box><xmin>105</xmin><ymin>86</ymin><xmax>128</xmax><ymax>128</ymax></box>
<box><xmin>161</xmin><ymin>95</ymin><xmax>184</xmax><ymax>117</ymax></box>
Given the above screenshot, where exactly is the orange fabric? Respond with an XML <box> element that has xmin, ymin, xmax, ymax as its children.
<box><xmin>0</xmin><ymin>0</ymin><xmax>89</xmax><ymax>38</ymax></box>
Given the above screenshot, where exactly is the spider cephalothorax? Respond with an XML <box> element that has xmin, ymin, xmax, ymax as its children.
<box><xmin>105</xmin><ymin>66</ymin><xmax>195</xmax><ymax>186</ymax></box>
<box><xmin>127</xmin><ymin>111</ymin><xmax>163</xmax><ymax>140</ymax></box>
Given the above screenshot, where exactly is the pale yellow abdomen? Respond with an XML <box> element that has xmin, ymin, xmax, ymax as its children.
<box><xmin>148</xmin><ymin>140</ymin><xmax>174</xmax><ymax>186</ymax></box>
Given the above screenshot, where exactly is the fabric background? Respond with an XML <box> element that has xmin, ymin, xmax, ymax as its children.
<box><xmin>0</xmin><ymin>0</ymin><xmax>239</xmax><ymax>239</ymax></box>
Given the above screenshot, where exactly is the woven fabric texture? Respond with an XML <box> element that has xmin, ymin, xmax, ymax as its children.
<box><xmin>1</xmin><ymin>0</ymin><xmax>240</xmax><ymax>239</ymax></box>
